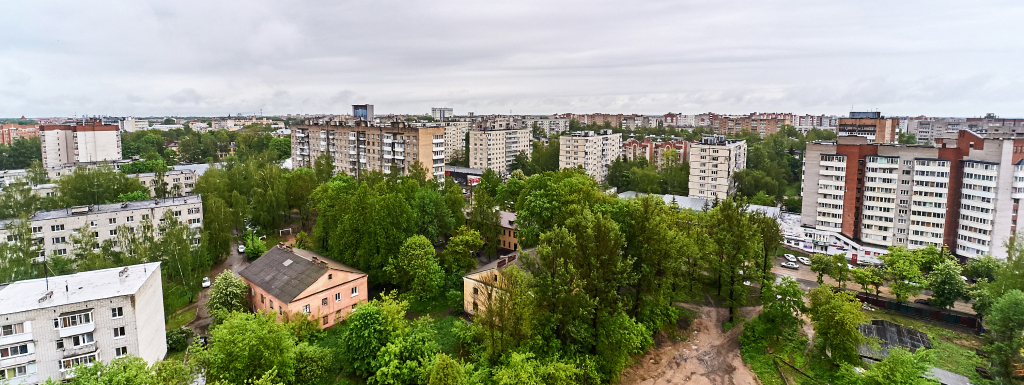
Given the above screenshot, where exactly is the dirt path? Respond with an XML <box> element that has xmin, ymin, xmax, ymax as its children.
<box><xmin>620</xmin><ymin>303</ymin><xmax>762</xmax><ymax>385</ymax></box>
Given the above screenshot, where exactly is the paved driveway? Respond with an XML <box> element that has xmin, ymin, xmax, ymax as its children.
<box><xmin>188</xmin><ymin>242</ymin><xmax>250</xmax><ymax>336</ymax></box>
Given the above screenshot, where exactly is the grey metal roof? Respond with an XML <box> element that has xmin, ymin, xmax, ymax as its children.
<box><xmin>617</xmin><ymin>191</ymin><xmax>781</xmax><ymax>217</ymax></box>
<box><xmin>0</xmin><ymin>262</ymin><xmax>162</xmax><ymax>315</ymax></box>
<box><xmin>857</xmin><ymin>320</ymin><xmax>932</xmax><ymax>361</ymax></box>
<box><xmin>0</xmin><ymin>195</ymin><xmax>202</xmax><ymax>226</ymax></box>
<box><xmin>238</xmin><ymin>247</ymin><xmax>364</xmax><ymax>303</ymax></box>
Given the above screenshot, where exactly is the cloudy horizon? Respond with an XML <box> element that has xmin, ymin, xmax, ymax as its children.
<box><xmin>2</xmin><ymin>0</ymin><xmax>1023</xmax><ymax>118</ymax></box>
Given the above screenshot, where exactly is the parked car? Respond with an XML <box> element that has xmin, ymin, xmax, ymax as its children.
<box><xmin>238</xmin><ymin>244</ymin><xmax>246</xmax><ymax>254</ymax></box>
<box><xmin>857</xmin><ymin>260</ymin><xmax>874</xmax><ymax>266</ymax></box>
<box><xmin>797</xmin><ymin>257</ymin><xmax>811</xmax><ymax>265</ymax></box>
<box><xmin>781</xmin><ymin>262</ymin><xmax>800</xmax><ymax>270</ymax></box>
<box><xmin>784</xmin><ymin>254</ymin><xmax>797</xmax><ymax>262</ymax></box>
<box><xmin>847</xmin><ymin>264</ymin><xmax>857</xmax><ymax>270</ymax></box>
<box><xmin>201</xmin><ymin>277</ymin><xmax>211</xmax><ymax>288</ymax></box>
<box><xmin>914</xmin><ymin>298</ymin><xmax>930</xmax><ymax>306</ymax></box>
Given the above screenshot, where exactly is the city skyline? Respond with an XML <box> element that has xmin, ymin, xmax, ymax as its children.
<box><xmin>2</xmin><ymin>1</ymin><xmax>1023</xmax><ymax>117</ymax></box>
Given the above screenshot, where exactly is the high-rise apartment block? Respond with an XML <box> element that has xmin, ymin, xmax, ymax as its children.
<box><xmin>837</xmin><ymin>112</ymin><xmax>899</xmax><ymax>143</ymax></box>
<box><xmin>558</xmin><ymin>130</ymin><xmax>621</xmax><ymax>183</ymax></box>
<box><xmin>292</xmin><ymin>120</ymin><xmax>445</xmax><ymax>180</ymax></box>
<box><xmin>352</xmin><ymin>105</ymin><xmax>374</xmax><ymax>122</ymax></box>
<box><xmin>0</xmin><ymin>123</ymin><xmax>39</xmax><ymax>145</ymax></box>
<box><xmin>710</xmin><ymin>113</ymin><xmax>792</xmax><ymax>137</ymax></box>
<box><xmin>688</xmin><ymin>135</ymin><xmax>747</xmax><ymax>200</ymax></box>
<box><xmin>515</xmin><ymin>118</ymin><xmax>570</xmax><ymax>136</ymax></box>
<box><xmin>40</xmin><ymin>120</ymin><xmax>122</xmax><ymax>168</ymax></box>
<box><xmin>0</xmin><ymin>262</ymin><xmax>166</xmax><ymax>384</ymax></box>
<box><xmin>801</xmin><ymin>131</ymin><xmax>1024</xmax><ymax>260</ymax></box>
<box><xmin>468</xmin><ymin>120</ymin><xmax>530</xmax><ymax>175</ymax></box>
<box><xmin>431</xmin><ymin>108</ymin><xmax>454</xmax><ymax>122</ymax></box>
<box><xmin>442</xmin><ymin>121</ymin><xmax>471</xmax><ymax>163</ymax></box>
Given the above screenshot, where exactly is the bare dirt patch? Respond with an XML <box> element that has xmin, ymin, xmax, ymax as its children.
<box><xmin>619</xmin><ymin>304</ymin><xmax>761</xmax><ymax>385</ymax></box>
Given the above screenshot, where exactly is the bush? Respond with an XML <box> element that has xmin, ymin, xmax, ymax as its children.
<box><xmin>166</xmin><ymin>327</ymin><xmax>194</xmax><ymax>352</ymax></box>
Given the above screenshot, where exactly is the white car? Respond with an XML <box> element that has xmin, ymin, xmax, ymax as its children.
<box><xmin>783</xmin><ymin>254</ymin><xmax>797</xmax><ymax>262</ymax></box>
<box><xmin>781</xmin><ymin>262</ymin><xmax>800</xmax><ymax>270</ymax></box>
<box><xmin>238</xmin><ymin>244</ymin><xmax>246</xmax><ymax>254</ymax></box>
<box><xmin>797</xmin><ymin>257</ymin><xmax>811</xmax><ymax>265</ymax></box>
<box><xmin>201</xmin><ymin>277</ymin><xmax>211</xmax><ymax>288</ymax></box>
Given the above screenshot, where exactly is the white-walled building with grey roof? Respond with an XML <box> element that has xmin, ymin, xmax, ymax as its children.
<box><xmin>0</xmin><ymin>262</ymin><xmax>166</xmax><ymax>384</ymax></box>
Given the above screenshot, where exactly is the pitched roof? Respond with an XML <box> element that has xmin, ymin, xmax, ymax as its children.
<box><xmin>238</xmin><ymin>246</ymin><xmax>365</xmax><ymax>303</ymax></box>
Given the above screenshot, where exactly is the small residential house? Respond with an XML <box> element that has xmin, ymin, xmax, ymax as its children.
<box><xmin>462</xmin><ymin>252</ymin><xmax>525</xmax><ymax>315</ymax></box>
<box><xmin>238</xmin><ymin>245</ymin><xmax>368</xmax><ymax>329</ymax></box>
<box><xmin>498</xmin><ymin>211</ymin><xmax>519</xmax><ymax>251</ymax></box>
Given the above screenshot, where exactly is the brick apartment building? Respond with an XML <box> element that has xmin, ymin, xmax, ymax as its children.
<box><xmin>837</xmin><ymin>112</ymin><xmax>899</xmax><ymax>144</ymax></box>
<box><xmin>620</xmin><ymin>138</ymin><xmax>689</xmax><ymax>168</ymax></box>
<box><xmin>292</xmin><ymin>119</ymin><xmax>445</xmax><ymax>180</ymax></box>
<box><xmin>0</xmin><ymin>123</ymin><xmax>39</xmax><ymax>145</ymax></box>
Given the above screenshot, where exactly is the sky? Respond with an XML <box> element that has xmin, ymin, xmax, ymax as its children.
<box><xmin>1</xmin><ymin>0</ymin><xmax>1023</xmax><ymax>118</ymax></box>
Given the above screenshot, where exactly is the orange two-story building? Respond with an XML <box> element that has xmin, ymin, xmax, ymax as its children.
<box><xmin>238</xmin><ymin>245</ymin><xmax>369</xmax><ymax>329</ymax></box>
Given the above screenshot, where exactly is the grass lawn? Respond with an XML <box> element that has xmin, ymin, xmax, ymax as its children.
<box><xmin>164</xmin><ymin>349</ymin><xmax>186</xmax><ymax>363</ymax></box>
<box><xmin>166</xmin><ymin>307</ymin><xmax>197</xmax><ymax>330</ymax></box>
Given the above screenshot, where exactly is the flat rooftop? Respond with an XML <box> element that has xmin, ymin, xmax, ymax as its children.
<box><xmin>0</xmin><ymin>195</ymin><xmax>202</xmax><ymax>225</ymax></box>
<box><xmin>0</xmin><ymin>262</ymin><xmax>161</xmax><ymax>315</ymax></box>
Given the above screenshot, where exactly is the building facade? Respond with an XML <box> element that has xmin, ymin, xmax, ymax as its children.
<box><xmin>40</xmin><ymin>121</ymin><xmax>122</xmax><ymax>168</ymax></box>
<box><xmin>292</xmin><ymin>120</ymin><xmax>446</xmax><ymax>180</ymax></box>
<box><xmin>801</xmin><ymin>131</ymin><xmax>1024</xmax><ymax>260</ymax></box>
<box><xmin>431</xmin><ymin>108</ymin><xmax>454</xmax><ymax>122</ymax></box>
<box><xmin>352</xmin><ymin>105</ymin><xmax>374</xmax><ymax>122</ymax></box>
<box><xmin>688</xmin><ymin>135</ymin><xmax>747</xmax><ymax>200</ymax></box>
<box><xmin>620</xmin><ymin>138</ymin><xmax>690</xmax><ymax>169</ymax></box>
<box><xmin>239</xmin><ymin>245</ymin><xmax>369</xmax><ymax>329</ymax></box>
<box><xmin>558</xmin><ymin>130</ymin><xmax>621</xmax><ymax>183</ymax></box>
<box><xmin>0</xmin><ymin>262</ymin><xmax>166</xmax><ymax>384</ymax></box>
<box><xmin>468</xmin><ymin>120</ymin><xmax>530</xmax><ymax>175</ymax></box>
<box><xmin>711</xmin><ymin>113</ymin><xmax>793</xmax><ymax>137</ymax></box>
<box><xmin>0</xmin><ymin>196</ymin><xmax>203</xmax><ymax>258</ymax></box>
<box><xmin>0</xmin><ymin>124</ymin><xmax>39</xmax><ymax>145</ymax></box>
<box><xmin>515</xmin><ymin>118</ymin><xmax>570</xmax><ymax>136</ymax></box>
<box><xmin>837</xmin><ymin>112</ymin><xmax>899</xmax><ymax>143</ymax></box>
<box><xmin>442</xmin><ymin>121</ymin><xmax>471</xmax><ymax>163</ymax></box>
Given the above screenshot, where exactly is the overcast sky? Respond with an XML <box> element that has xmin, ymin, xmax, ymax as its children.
<box><xmin>2</xmin><ymin>0</ymin><xmax>1022</xmax><ymax>118</ymax></box>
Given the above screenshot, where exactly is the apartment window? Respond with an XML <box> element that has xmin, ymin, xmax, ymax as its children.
<box><xmin>109</xmin><ymin>218</ymin><xmax>117</xmax><ymax>225</ymax></box>
<box><xmin>269</xmin><ymin>300</ymin><xmax>274</xmax><ymax>309</ymax></box>
<box><xmin>59</xmin><ymin>353</ymin><xmax>97</xmax><ymax>371</ymax></box>
<box><xmin>50</xmin><ymin>224</ymin><xmax>65</xmax><ymax>231</ymax></box>
<box><xmin>142</xmin><ymin>214</ymin><xmax>150</xmax><ymax>220</ymax></box>
<box><xmin>261</xmin><ymin>294</ymin><xmax>265</xmax><ymax>304</ymax></box>
<box><xmin>188</xmin><ymin>208</ymin><xmax>200</xmax><ymax>214</ymax></box>
<box><xmin>173</xmin><ymin>211</ymin><xmax>182</xmax><ymax>217</ymax></box>
<box><xmin>351</xmin><ymin>287</ymin><xmax>359</xmax><ymax>297</ymax></box>
<box><xmin>109</xmin><ymin>229</ymin><xmax>117</xmax><ymax>236</ymax></box>
<box><xmin>901</xmin><ymin>190</ymin><xmax>910</xmax><ymax>195</ymax></box>
<box><xmin>52</xmin><ymin>236</ymin><xmax>66</xmax><ymax>244</ymax></box>
<box><xmin>2</xmin><ymin>324</ymin><xmax>27</xmax><ymax>337</ymax></box>
<box><xmin>56</xmin><ymin>249</ymin><xmax>67</xmax><ymax>256</ymax></box>
<box><xmin>92</xmin><ymin>231</ymin><xmax>99</xmax><ymax>238</ymax></box>
<box><xmin>126</xmin><ymin>216</ymin><xmax>134</xmax><ymax>222</ymax></box>
<box><xmin>31</xmin><ymin>226</ymin><xmax>42</xmax><ymax>233</ymax></box>
<box><xmin>114</xmin><ymin>326</ymin><xmax>126</xmax><ymax>338</ymax></box>
<box><xmin>0</xmin><ymin>343</ymin><xmax>28</xmax><ymax>358</ymax></box>
<box><xmin>54</xmin><ymin>311</ymin><xmax>93</xmax><ymax>328</ymax></box>
<box><xmin>323</xmin><ymin>316</ymin><xmax>329</xmax><ymax>325</ymax></box>
<box><xmin>112</xmin><ymin>307</ymin><xmax>124</xmax><ymax>318</ymax></box>
<box><xmin>302</xmin><ymin>305</ymin><xmax>310</xmax><ymax>314</ymax></box>
<box><xmin>70</xmin><ymin>332</ymin><xmax>94</xmax><ymax>347</ymax></box>
<box><xmin>0</xmin><ymin>364</ymin><xmax>28</xmax><ymax>379</ymax></box>
<box><xmin>56</xmin><ymin>339</ymin><xmax>64</xmax><ymax>350</ymax></box>
<box><xmin>322</xmin><ymin>298</ymin><xmax>328</xmax><ymax>306</ymax></box>
<box><xmin>115</xmin><ymin>347</ymin><xmax>128</xmax><ymax>357</ymax></box>
<box><xmin>335</xmin><ymin>293</ymin><xmax>341</xmax><ymax>302</ymax></box>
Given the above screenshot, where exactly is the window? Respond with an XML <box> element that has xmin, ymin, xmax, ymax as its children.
<box><xmin>328</xmin><ymin>274</ymin><xmax>332</xmax><ymax>280</ymax></box>
<box><xmin>302</xmin><ymin>305</ymin><xmax>310</xmax><ymax>314</ymax></box>
<box><xmin>109</xmin><ymin>229</ymin><xmax>117</xmax><ymax>236</ymax></box>
<box><xmin>0</xmin><ymin>343</ymin><xmax>28</xmax><ymax>358</ymax></box>
<box><xmin>323</xmin><ymin>316</ymin><xmax>329</xmax><ymax>325</ymax></box>
<box><xmin>115</xmin><ymin>347</ymin><xmax>128</xmax><ymax>357</ymax></box>
<box><xmin>351</xmin><ymin>287</ymin><xmax>359</xmax><ymax>297</ymax></box>
<box><xmin>0</xmin><ymin>364</ymin><xmax>29</xmax><ymax>379</ymax></box>
<box><xmin>70</xmin><ymin>332</ymin><xmax>94</xmax><ymax>347</ymax></box>
<box><xmin>31</xmin><ymin>226</ymin><xmax>42</xmax><ymax>233</ymax></box>
<box><xmin>109</xmin><ymin>218</ymin><xmax>117</xmax><ymax>225</ymax></box>
<box><xmin>142</xmin><ymin>214</ymin><xmax>150</xmax><ymax>220</ymax></box>
<box><xmin>322</xmin><ymin>298</ymin><xmax>328</xmax><ymax>306</ymax></box>
<box><xmin>92</xmin><ymin>231</ymin><xmax>99</xmax><ymax>238</ymax></box>
<box><xmin>59</xmin><ymin>353</ymin><xmax>97</xmax><ymax>371</ymax></box>
<box><xmin>335</xmin><ymin>293</ymin><xmax>341</xmax><ymax>302</ymax></box>
<box><xmin>269</xmin><ymin>300</ymin><xmax>273</xmax><ymax>309</ymax></box>
<box><xmin>112</xmin><ymin>307</ymin><xmax>123</xmax><ymax>318</ymax></box>
<box><xmin>187</xmin><ymin>208</ymin><xmax>200</xmax><ymax>214</ymax></box>
<box><xmin>114</xmin><ymin>326</ymin><xmax>126</xmax><ymax>338</ymax></box>
<box><xmin>51</xmin><ymin>224</ymin><xmax>65</xmax><ymax>231</ymax></box>
<box><xmin>261</xmin><ymin>294</ymin><xmax>265</xmax><ymax>304</ymax></box>
<box><xmin>0</xmin><ymin>323</ymin><xmax>25</xmax><ymax>336</ymax></box>
<box><xmin>56</xmin><ymin>339</ymin><xmax>64</xmax><ymax>350</ymax></box>
<box><xmin>126</xmin><ymin>216</ymin><xmax>134</xmax><ymax>222</ymax></box>
<box><xmin>54</xmin><ymin>312</ymin><xmax>93</xmax><ymax>328</ymax></box>
<box><xmin>57</xmin><ymin>248</ymin><xmax>67</xmax><ymax>256</ymax></box>
<box><xmin>173</xmin><ymin>211</ymin><xmax>182</xmax><ymax>217</ymax></box>
<box><xmin>52</xmin><ymin>236</ymin><xmax>66</xmax><ymax>244</ymax></box>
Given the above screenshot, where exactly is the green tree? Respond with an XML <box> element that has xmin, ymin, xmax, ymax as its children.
<box><xmin>412</xmin><ymin>187</ymin><xmax>455</xmax><ymax>242</ymax></box>
<box><xmin>0</xmin><ymin>217</ymin><xmax>43</xmax><ymax>283</ymax></box>
<box><xmin>202</xmin><ymin>196</ymin><xmax>233</xmax><ymax>259</ymax></box>
<box><xmin>983</xmin><ymin>289</ymin><xmax>1024</xmax><ymax>378</ymax></box>
<box><xmin>492</xmin><ymin>352</ymin><xmax>579</xmax><ymax>385</ymax></box>
<box><xmin>829</xmin><ymin>253</ymin><xmax>851</xmax><ymax>288</ymax></box>
<box><xmin>157</xmin><ymin>210</ymin><xmax>207</xmax><ymax>303</ymax></box>
<box><xmin>313</xmin><ymin>152</ymin><xmax>335</xmax><ymax>184</ymax></box>
<box><xmin>883</xmin><ymin>247</ymin><xmax>925</xmax><ymax>302</ymax></box>
<box><xmin>371</xmin><ymin>316</ymin><xmax>441</xmax><ymax>385</ymax></box>
<box><xmin>339</xmin><ymin>298</ymin><xmax>407</xmax><ymax>378</ymax></box>
<box><xmin>927</xmin><ymin>259</ymin><xmax>967</xmax><ymax>309</ymax></box>
<box><xmin>245</xmin><ymin>231</ymin><xmax>268</xmax><ymax>259</ymax></box>
<box><xmin>440</xmin><ymin>226</ymin><xmax>483</xmax><ymax>276</ymax></box>
<box><xmin>285</xmin><ymin>168</ymin><xmax>318</xmax><ymax>229</ymax></box>
<box><xmin>810</xmin><ymin>253</ymin><xmax>833</xmax><ymax>284</ymax></box>
<box><xmin>57</xmin><ymin>355</ymin><xmax>195</xmax><ymax>385</ymax></box>
<box><xmin>426</xmin><ymin>353</ymin><xmax>465</xmax><ymax>385</ymax></box>
<box><xmin>962</xmin><ymin>254</ymin><xmax>1000</xmax><ymax>282</ymax></box>
<box><xmin>269</xmin><ymin>137</ymin><xmax>291</xmax><ymax>160</ymax></box>
<box><xmin>629</xmin><ymin>166</ymin><xmax>661</xmax><ymax>194</ymax></box>
<box><xmin>26</xmin><ymin>160</ymin><xmax>48</xmax><ymax>185</ymax></box>
<box><xmin>898</xmin><ymin>132</ymin><xmax>918</xmax><ymax>145</ymax></box>
<box><xmin>853</xmin><ymin>267</ymin><xmax>882</xmax><ymax>294</ymax></box>
<box><xmin>206</xmin><ymin>270</ymin><xmax>249</xmax><ymax>324</ymax></box>
<box><xmin>808</xmin><ymin>285</ymin><xmax>866</xmax><ymax>364</ymax></box>
<box><xmin>862</xmin><ymin>347</ymin><xmax>937</xmax><ymax>385</ymax></box>
<box><xmin>293</xmin><ymin>342</ymin><xmax>335</xmax><ymax>385</ymax></box>
<box><xmin>467</xmin><ymin>189</ymin><xmax>501</xmax><ymax>259</ymax></box>
<box><xmin>192</xmin><ymin>312</ymin><xmax>296</xmax><ymax>384</ymax></box>
<box><xmin>742</xmin><ymin>277</ymin><xmax>805</xmax><ymax>344</ymax></box>
<box><xmin>386</xmin><ymin>235</ymin><xmax>445</xmax><ymax>303</ymax></box>
<box><xmin>116</xmin><ymin>190</ymin><xmax>151</xmax><ymax>202</ymax></box>
<box><xmin>57</xmin><ymin>165</ymin><xmax>149</xmax><ymax>206</ymax></box>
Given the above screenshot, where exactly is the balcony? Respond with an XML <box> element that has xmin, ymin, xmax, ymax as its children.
<box><xmin>0</xmin><ymin>332</ymin><xmax>33</xmax><ymax>346</ymax></box>
<box><xmin>58</xmin><ymin>323</ymin><xmax>95</xmax><ymax>338</ymax></box>
<box><xmin>62</xmin><ymin>343</ymin><xmax>97</xmax><ymax>359</ymax></box>
<box><xmin>432</xmin><ymin>138</ymin><xmax>445</xmax><ymax>144</ymax></box>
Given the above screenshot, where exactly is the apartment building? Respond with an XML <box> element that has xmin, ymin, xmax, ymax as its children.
<box><xmin>801</xmin><ymin>131</ymin><xmax>1024</xmax><ymax>260</ymax></box>
<box><xmin>663</xmin><ymin>113</ymin><xmax>696</xmax><ymax>128</ymax></box>
<box><xmin>688</xmin><ymin>135</ymin><xmax>747</xmax><ymax>200</ymax></box>
<box><xmin>558</xmin><ymin>130</ymin><xmax>621</xmax><ymax>183</ymax></box>
<box><xmin>130</xmin><ymin>169</ymin><xmax>198</xmax><ymax>196</ymax></box>
<box><xmin>40</xmin><ymin>120</ymin><xmax>122</xmax><ymax>168</ymax></box>
<box><xmin>837</xmin><ymin>112</ymin><xmax>899</xmax><ymax>143</ymax></box>
<box><xmin>791</xmin><ymin>115</ymin><xmax>839</xmax><ymax>133</ymax></box>
<box><xmin>292</xmin><ymin>120</ymin><xmax>445</xmax><ymax>180</ymax></box>
<box><xmin>431</xmin><ymin>108</ymin><xmax>454</xmax><ymax>122</ymax></box>
<box><xmin>711</xmin><ymin>113</ymin><xmax>792</xmax><ymax>137</ymax></box>
<box><xmin>441</xmin><ymin>121</ymin><xmax>472</xmax><ymax>163</ymax></box>
<box><xmin>352</xmin><ymin>105</ymin><xmax>374</xmax><ymax>122</ymax></box>
<box><xmin>515</xmin><ymin>118</ymin><xmax>570</xmax><ymax>136</ymax></box>
<box><xmin>0</xmin><ymin>262</ymin><xmax>166</xmax><ymax>384</ymax></box>
<box><xmin>239</xmin><ymin>245</ymin><xmax>368</xmax><ymax>329</ymax></box>
<box><xmin>0</xmin><ymin>196</ymin><xmax>203</xmax><ymax>258</ymax></box>
<box><xmin>620</xmin><ymin>115</ymin><xmax>664</xmax><ymax>130</ymax></box>
<box><xmin>620</xmin><ymin>138</ymin><xmax>689</xmax><ymax>168</ymax></box>
<box><xmin>468</xmin><ymin>120</ymin><xmax>531</xmax><ymax>175</ymax></box>
<box><xmin>0</xmin><ymin>123</ymin><xmax>39</xmax><ymax>145</ymax></box>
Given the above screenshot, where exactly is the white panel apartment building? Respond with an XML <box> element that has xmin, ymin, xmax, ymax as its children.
<box><xmin>688</xmin><ymin>135</ymin><xmax>747</xmax><ymax>200</ymax></box>
<box><xmin>0</xmin><ymin>196</ymin><xmax>203</xmax><ymax>258</ymax></box>
<box><xmin>515</xmin><ymin>118</ymin><xmax>570</xmax><ymax>136</ymax></box>
<box><xmin>558</xmin><ymin>130</ymin><xmax>621</xmax><ymax>183</ymax></box>
<box><xmin>800</xmin><ymin>131</ymin><xmax>1024</xmax><ymax>260</ymax></box>
<box><xmin>468</xmin><ymin>120</ymin><xmax>531</xmax><ymax>175</ymax></box>
<box><xmin>0</xmin><ymin>263</ymin><xmax>166</xmax><ymax>384</ymax></box>
<box><xmin>40</xmin><ymin>121</ymin><xmax>122</xmax><ymax>168</ymax></box>
<box><xmin>442</xmin><ymin>121</ymin><xmax>472</xmax><ymax>163</ymax></box>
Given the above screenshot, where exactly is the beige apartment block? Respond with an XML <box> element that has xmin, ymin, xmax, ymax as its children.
<box><xmin>558</xmin><ymin>130</ymin><xmax>621</xmax><ymax>183</ymax></box>
<box><xmin>0</xmin><ymin>262</ymin><xmax>166</xmax><ymax>384</ymax></box>
<box><xmin>292</xmin><ymin>120</ymin><xmax>445</xmax><ymax>180</ymax></box>
<box><xmin>442</xmin><ymin>121</ymin><xmax>471</xmax><ymax>162</ymax></box>
<box><xmin>468</xmin><ymin>120</ymin><xmax>530</xmax><ymax>175</ymax></box>
<box><xmin>688</xmin><ymin>135</ymin><xmax>747</xmax><ymax>200</ymax></box>
<box><xmin>40</xmin><ymin>121</ymin><xmax>122</xmax><ymax>168</ymax></box>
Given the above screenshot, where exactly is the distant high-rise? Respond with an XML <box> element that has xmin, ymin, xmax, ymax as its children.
<box><xmin>353</xmin><ymin>104</ymin><xmax>374</xmax><ymax>122</ymax></box>
<box><xmin>838</xmin><ymin>112</ymin><xmax>898</xmax><ymax>143</ymax></box>
<box><xmin>431</xmin><ymin>107</ymin><xmax>454</xmax><ymax>122</ymax></box>
<box><xmin>40</xmin><ymin>119</ymin><xmax>122</xmax><ymax>167</ymax></box>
